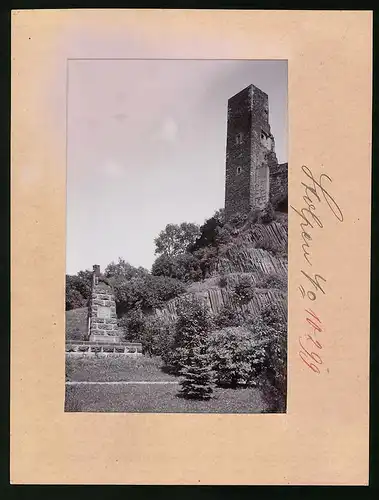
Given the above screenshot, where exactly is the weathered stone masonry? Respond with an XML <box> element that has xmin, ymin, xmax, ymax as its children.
<box><xmin>269</xmin><ymin>160</ymin><xmax>288</xmax><ymax>211</ymax></box>
<box><xmin>87</xmin><ymin>265</ymin><xmax>120</xmax><ymax>343</ymax></box>
<box><xmin>225</xmin><ymin>84</ymin><xmax>286</xmax><ymax>220</ymax></box>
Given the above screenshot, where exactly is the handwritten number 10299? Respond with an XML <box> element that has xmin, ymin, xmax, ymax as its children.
<box><xmin>299</xmin><ymin>309</ymin><xmax>323</xmax><ymax>374</ymax></box>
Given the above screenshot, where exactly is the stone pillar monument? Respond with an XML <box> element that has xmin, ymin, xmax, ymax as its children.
<box><xmin>87</xmin><ymin>264</ymin><xmax>120</xmax><ymax>343</ymax></box>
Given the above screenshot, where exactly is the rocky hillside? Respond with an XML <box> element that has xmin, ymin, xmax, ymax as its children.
<box><xmin>65</xmin><ymin>210</ymin><xmax>288</xmax><ymax>338</ymax></box>
<box><xmin>155</xmin><ymin>214</ymin><xmax>287</xmax><ymax>322</ymax></box>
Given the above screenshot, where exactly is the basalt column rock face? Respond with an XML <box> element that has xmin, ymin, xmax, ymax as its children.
<box><xmin>87</xmin><ymin>265</ymin><xmax>121</xmax><ymax>343</ymax></box>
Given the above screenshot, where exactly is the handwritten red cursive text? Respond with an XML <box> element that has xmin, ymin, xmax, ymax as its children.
<box><xmin>292</xmin><ymin>165</ymin><xmax>343</xmax><ymax>373</ymax></box>
<box><xmin>299</xmin><ymin>308</ymin><xmax>323</xmax><ymax>374</ymax></box>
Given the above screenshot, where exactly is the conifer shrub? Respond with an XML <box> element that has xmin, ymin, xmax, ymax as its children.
<box><xmin>163</xmin><ymin>297</ymin><xmax>213</xmax><ymax>378</ymax></box>
<box><xmin>179</xmin><ymin>347</ymin><xmax>216</xmax><ymax>400</ymax></box>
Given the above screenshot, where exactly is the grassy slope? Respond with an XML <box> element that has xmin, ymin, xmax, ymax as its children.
<box><xmin>65</xmin><ymin>307</ymin><xmax>88</xmax><ymax>341</ymax></box>
<box><xmin>64</xmin><ymin>215</ymin><xmax>287</xmax><ymax>413</ymax></box>
<box><xmin>65</xmin><ymin>383</ymin><xmax>267</xmax><ymax>413</ymax></box>
<box><xmin>65</xmin><ymin>356</ymin><xmax>268</xmax><ymax>413</ymax></box>
<box><xmin>66</xmin><ymin>356</ymin><xmax>174</xmax><ymax>382</ymax></box>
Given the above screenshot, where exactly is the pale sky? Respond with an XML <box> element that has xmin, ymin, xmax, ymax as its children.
<box><xmin>66</xmin><ymin>59</ymin><xmax>287</xmax><ymax>275</ymax></box>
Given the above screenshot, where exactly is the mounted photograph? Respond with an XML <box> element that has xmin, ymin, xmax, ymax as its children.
<box><xmin>65</xmin><ymin>59</ymin><xmax>288</xmax><ymax>413</ymax></box>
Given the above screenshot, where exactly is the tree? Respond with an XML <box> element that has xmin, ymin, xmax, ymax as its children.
<box><xmin>104</xmin><ymin>257</ymin><xmax>149</xmax><ymax>281</ymax></box>
<box><xmin>114</xmin><ymin>275</ymin><xmax>186</xmax><ymax>315</ymax></box>
<box><xmin>174</xmin><ymin>298</ymin><xmax>213</xmax><ymax>350</ymax></box>
<box><xmin>151</xmin><ymin>253</ymin><xmax>202</xmax><ymax>283</ymax></box>
<box><xmin>179</xmin><ymin>347</ymin><xmax>215</xmax><ymax>400</ymax></box>
<box><xmin>65</xmin><ymin>270</ymin><xmax>92</xmax><ymax>311</ymax></box>
<box><xmin>170</xmin><ymin>298</ymin><xmax>215</xmax><ymax>399</ymax></box>
<box><xmin>190</xmin><ymin>215</ymin><xmax>222</xmax><ymax>252</ymax></box>
<box><xmin>154</xmin><ymin>222</ymin><xmax>200</xmax><ymax>257</ymax></box>
<box><xmin>163</xmin><ymin>297</ymin><xmax>213</xmax><ymax>374</ymax></box>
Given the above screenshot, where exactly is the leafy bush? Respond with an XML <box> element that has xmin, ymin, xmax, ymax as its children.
<box><xmin>207</xmin><ymin>305</ymin><xmax>286</xmax><ymax>406</ymax></box>
<box><xmin>214</xmin><ymin>303</ymin><xmax>244</xmax><ymax>328</ymax></box>
<box><xmin>213</xmin><ymin>225</ymin><xmax>233</xmax><ymax>246</ymax></box>
<box><xmin>256</xmin><ymin>272</ymin><xmax>287</xmax><ymax>291</ymax></box>
<box><xmin>114</xmin><ymin>275</ymin><xmax>186</xmax><ymax>315</ymax></box>
<box><xmin>143</xmin><ymin>315</ymin><xmax>176</xmax><ymax>357</ymax></box>
<box><xmin>259</xmin><ymin>202</ymin><xmax>276</xmax><ymax>224</ymax></box>
<box><xmin>232</xmin><ymin>275</ymin><xmax>255</xmax><ymax>305</ymax></box>
<box><xmin>250</xmin><ymin>306</ymin><xmax>287</xmax><ymax>412</ymax></box>
<box><xmin>218</xmin><ymin>274</ymin><xmax>228</xmax><ymax>288</ymax></box>
<box><xmin>192</xmin><ymin>246</ymin><xmax>219</xmax><ymax>279</ymax></box>
<box><xmin>66</xmin><ymin>287</ymin><xmax>87</xmax><ymax>311</ymax></box>
<box><xmin>148</xmin><ymin>275</ymin><xmax>187</xmax><ymax>304</ymax></box>
<box><xmin>261</xmin><ymin>303</ymin><xmax>286</xmax><ymax>328</ymax></box>
<box><xmin>207</xmin><ymin>327</ymin><xmax>265</xmax><ymax>388</ymax></box>
<box><xmin>228</xmin><ymin>212</ymin><xmax>248</xmax><ymax>228</ymax></box>
<box><xmin>152</xmin><ymin>253</ymin><xmax>202</xmax><ymax>283</ymax></box>
<box><xmin>190</xmin><ymin>209</ymin><xmax>225</xmax><ymax>252</ymax></box>
<box><xmin>118</xmin><ymin>312</ymin><xmax>177</xmax><ymax>358</ymax></box>
<box><xmin>118</xmin><ymin>309</ymin><xmax>147</xmax><ymax>342</ymax></box>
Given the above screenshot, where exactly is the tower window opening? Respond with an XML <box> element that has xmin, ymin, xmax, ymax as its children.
<box><xmin>236</xmin><ymin>166</ymin><xmax>242</xmax><ymax>175</ymax></box>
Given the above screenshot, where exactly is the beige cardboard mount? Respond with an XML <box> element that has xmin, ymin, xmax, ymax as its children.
<box><xmin>11</xmin><ymin>10</ymin><xmax>372</xmax><ymax>485</ymax></box>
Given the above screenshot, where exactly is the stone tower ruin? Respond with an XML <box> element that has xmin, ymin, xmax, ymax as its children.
<box><xmin>224</xmin><ymin>84</ymin><xmax>278</xmax><ymax>220</ymax></box>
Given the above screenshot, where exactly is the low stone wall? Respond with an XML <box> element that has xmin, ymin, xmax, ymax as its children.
<box><xmin>65</xmin><ymin>340</ymin><xmax>143</xmax><ymax>356</ymax></box>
